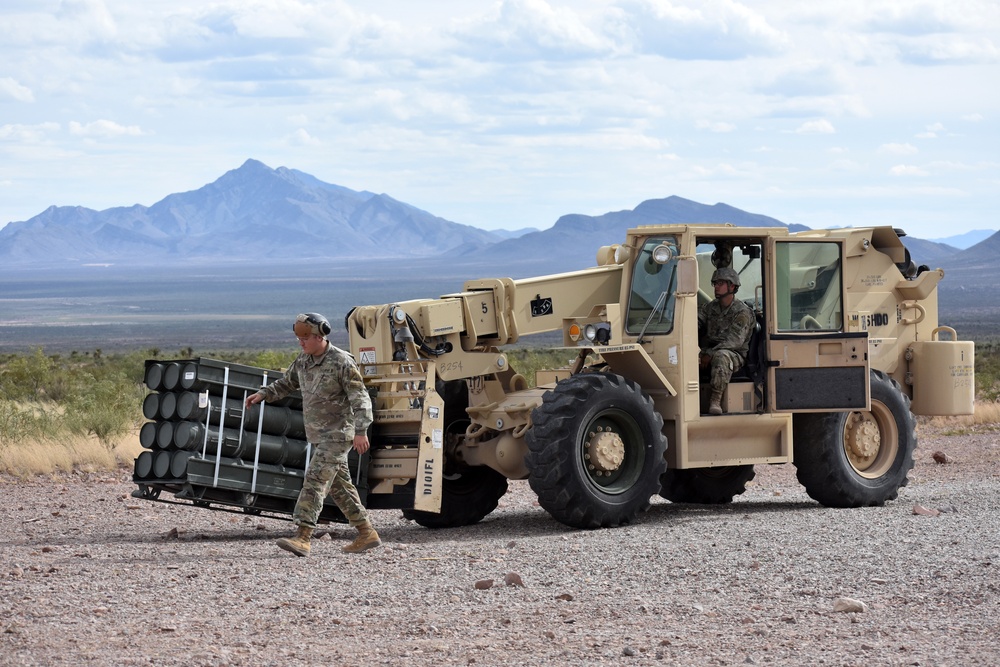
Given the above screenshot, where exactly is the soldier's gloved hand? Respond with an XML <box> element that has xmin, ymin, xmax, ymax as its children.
<box><xmin>699</xmin><ymin>353</ymin><xmax>711</xmax><ymax>369</ymax></box>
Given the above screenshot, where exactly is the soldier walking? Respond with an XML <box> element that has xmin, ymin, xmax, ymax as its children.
<box><xmin>245</xmin><ymin>312</ymin><xmax>381</xmax><ymax>556</ymax></box>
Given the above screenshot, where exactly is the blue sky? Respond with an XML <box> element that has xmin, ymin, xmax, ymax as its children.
<box><xmin>1</xmin><ymin>0</ymin><xmax>997</xmax><ymax>239</ymax></box>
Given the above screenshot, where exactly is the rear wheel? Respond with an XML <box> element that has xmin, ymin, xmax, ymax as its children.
<box><xmin>659</xmin><ymin>465</ymin><xmax>756</xmax><ymax>504</ymax></box>
<box><xmin>793</xmin><ymin>370</ymin><xmax>916</xmax><ymax>507</ymax></box>
<box><xmin>525</xmin><ymin>373</ymin><xmax>667</xmax><ymax>529</ymax></box>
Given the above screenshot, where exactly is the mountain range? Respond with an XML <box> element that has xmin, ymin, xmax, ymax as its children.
<box><xmin>0</xmin><ymin>158</ymin><xmax>995</xmax><ymax>272</ymax></box>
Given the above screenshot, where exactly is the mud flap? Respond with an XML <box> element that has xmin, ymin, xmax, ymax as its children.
<box><xmin>413</xmin><ymin>390</ymin><xmax>445</xmax><ymax>513</ymax></box>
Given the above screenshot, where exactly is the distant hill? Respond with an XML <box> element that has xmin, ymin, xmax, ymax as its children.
<box><xmin>930</xmin><ymin>229</ymin><xmax>995</xmax><ymax>250</ymax></box>
<box><xmin>0</xmin><ymin>159</ymin><xmax>981</xmax><ymax>272</ymax></box>
<box><xmin>0</xmin><ymin>159</ymin><xmax>500</xmax><ymax>268</ymax></box>
<box><xmin>900</xmin><ymin>236</ymin><xmax>960</xmax><ymax>266</ymax></box>
<box><xmin>477</xmin><ymin>195</ymin><xmax>810</xmax><ymax>272</ymax></box>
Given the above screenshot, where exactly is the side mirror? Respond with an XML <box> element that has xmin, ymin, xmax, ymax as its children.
<box><xmin>675</xmin><ymin>256</ymin><xmax>698</xmax><ymax>296</ymax></box>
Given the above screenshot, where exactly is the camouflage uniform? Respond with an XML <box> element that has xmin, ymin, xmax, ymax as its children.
<box><xmin>257</xmin><ymin>344</ymin><xmax>373</xmax><ymax>529</ymax></box>
<box><xmin>698</xmin><ymin>297</ymin><xmax>755</xmax><ymax>397</ymax></box>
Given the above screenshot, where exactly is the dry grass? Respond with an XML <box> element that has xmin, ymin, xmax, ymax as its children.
<box><xmin>0</xmin><ymin>397</ymin><xmax>993</xmax><ymax>479</ymax></box>
<box><xmin>924</xmin><ymin>401</ymin><xmax>1000</xmax><ymax>434</ymax></box>
<box><xmin>0</xmin><ymin>428</ymin><xmax>143</xmax><ymax>479</ymax></box>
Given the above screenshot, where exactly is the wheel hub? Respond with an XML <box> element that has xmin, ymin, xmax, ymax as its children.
<box><xmin>846</xmin><ymin>412</ymin><xmax>880</xmax><ymax>460</ymax></box>
<box><xmin>585</xmin><ymin>427</ymin><xmax>625</xmax><ymax>475</ymax></box>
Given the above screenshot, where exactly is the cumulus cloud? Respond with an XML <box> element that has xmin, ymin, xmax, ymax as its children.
<box><xmin>916</xmin><ymin>121</ymin><xmax>946</xmax><ymax>138</ymax></box>
<box><xmin>287</xmin><ymin>128</ymin><xmax>321</xmax><ymax>146</ymax></box>
<box><xmin>611</xmin><ymin>0</ymin><xmax>788</xmax><ymax>60</ymax></box>
<box><xmin>793</xmin><ymin>119</ymin><xmax>836</xmax><ymax>134</ymax></box>
<box><xmin>0</xmin><ymin>77</ymin><xmax>34</xmax><ymax>103</ymax></box>
<box><xmin>68</xmin><ymin>120</ymin><xmax>144</xmax><ymax>138</ymax></box>
<box><xmin>864</xmin><ymin>3</ymin><xmax>965</xmax><ymax>36</ymax></box>
<box><xmin>894</xmin><ymin>35</ymin><xmax>1000</xmax><ymax>65</ymax></box>
<box><xmin>878</xmin><ymin>142</ymin><xmax>918</xmax><ymax>155</ymax></box>
<box><xmin>449</xmin><ymin>0</ymin><xmax>610</xmax><ymax>61</ymax></box>
<box><xmin>889</xmin><ymin>164</ymin><xmax>928</xmax><ymax>176</ymax></box>
<box><xmin>56</xmin><ymin>0</ymin><xmax>118</xmax><ymax>41</ymax></box>
<box><xmin>0</xmin><ymin>122</ymin><xmax>60</xmax><ymax>142</ymax></box>
<box><xmin>758</xmin><ymin>63</ymin><xmax>848</xmax><ymax>97</ymax></box>
<box><xmin>696</xmin><ymin>120</ymin><xmax>736</xmax><ymax>133</ymax></box>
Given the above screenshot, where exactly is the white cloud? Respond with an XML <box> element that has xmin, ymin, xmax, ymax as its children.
<box><xmin>962</xmin><ymin>113</ymin><xmax>984</xmax><ymax>122</ymax></box>
<box><xmin>864</xmin><ymin>3</ymin><xmax>967</xmax><ymax>36</ymax></box>
<box><xmin>0</xmin><ymin>122</ymin><xmax>60</xmax><ymax>142</ymax></box>
<box><xmin>68</xmin><ymin>120</ymin><xmax>144</xmax><ymax>138</ymax></box>
<box><xmin>758</xmin><ymin>63</ymin><xmax>848</xmax><ymax>97</ymax></box>
<box><xmin>916</xmin><ymin>121</ymin><xmax>946</xmax><ymax>138</ymax></box>
<box><xmin>895</xmin><ymin>35</ymin><xmax>1000</xmax><ymax>65</ymax></box>
<box><xmin>696</xmin><ymin>120</ymin><xmax>736</xmax><ymax>133</ymax></box>
<box><xmin>793</xmin><ymin>119</ymin><xmax>836</xmax><ymax>134</ymax></box>
<box><xmin>613</xmin><ymin>0</ymin><xmax>789</xmax><ymax>60</ymax></box>
<box><xmin>889</xmin><ymin>164</ymin><xmax>928</xmax><ymax>176</ymax></box>
<box><xmin>0</xmin><ymin>77</ymin><xmax>34</xmax><ymax>102</ymax></box>
<box><xmin>829</xmin><ymin>158</ymin><xmax>863</xmax><ymax>171</ymax></box>
<box><xmin>287</xmin><ymin>128</ymin><xmax>320</xmax><ymax>146</ymax></box>
<box><xmin>878</xmin><ymin>142</ymin><xmax>918</xmax><ymax>155</ymax></box>
<box><xmin>449</xmin><ymin>0</ymin><xmax>610</xmax><ymax>61</ymax></box>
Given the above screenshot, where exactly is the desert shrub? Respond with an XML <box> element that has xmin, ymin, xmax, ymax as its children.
<box><xmin>63</xmin><ymin>371</ymin><xmax>145</xmax><ymax>448</ymax></box>
<box><xmin>0</xmin><ymin>348</ymin><xmax>54</xmax><ymax>401</ymax></box>
<box><xmin>253</xmin><ymin>350</ymin><xmax>298</xmax><ymax>372</ymax></box>
<box><xmin>0</xmin><ymin>400</ymin><xmax>58</xmax><ymax>447</ymax></box>
<box><xmin>974</xmin><ymin>341</ymin><xmax>1000</xmax><ymax>403</ymax></box>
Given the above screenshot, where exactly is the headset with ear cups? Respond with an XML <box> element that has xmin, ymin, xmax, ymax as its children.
<box><xmin>293</xmin><ymin>312</ymin><xmax>332</xmax><ymax>337</ymax></box>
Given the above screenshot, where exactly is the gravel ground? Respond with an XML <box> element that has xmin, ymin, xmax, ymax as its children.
<box><xmin>2</xmin><ymin>423</ymin><xmax>999</xmax><ymax>667</ymax></box>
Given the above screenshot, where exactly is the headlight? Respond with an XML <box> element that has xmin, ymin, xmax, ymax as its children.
<box><xmin>584</xmin><ymin>323</ymin><xmax>611</xmax><ymax>345</ymax></box>
<box><xmin>652</xmin><ymin>243</ymin><xmax>675</xmax><ymax>264</ymax></box>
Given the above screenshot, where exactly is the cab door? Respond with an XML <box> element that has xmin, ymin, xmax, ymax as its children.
<box><xmin>765</xmin><ymin>237</ymin><xmax>869</xmax><ymax>412</ymax></box>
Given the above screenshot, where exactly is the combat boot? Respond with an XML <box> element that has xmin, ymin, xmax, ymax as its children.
<box><xmin>342</xmin><ymin>521</ymin><xmax>381</xmax><ymax>553</ymax></box>
<box><xmin>276</xmin><ymin>525</ymin><xmax>313</xmax><ymax>557</ymax></box>
<box><xmin>708</xmin><ymin>390</ymin><xmax>724</xmax><ymax>416</ymax></box>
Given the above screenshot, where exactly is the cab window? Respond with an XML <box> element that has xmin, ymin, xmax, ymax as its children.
<box><xmin>774</xmin><ymin>241</ymin><xmax>843</xmax><ymax>331</ymax></box>
<box><xmin>626</xmin><ymin>237</ymin><xmax>679</xmax><ymax>335</ymax></box>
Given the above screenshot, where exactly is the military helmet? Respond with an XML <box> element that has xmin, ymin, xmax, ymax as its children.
<box><xmin>710</xmin><ymin>267</ymin><xmax>741</xmax><ymax>288</ymax></box>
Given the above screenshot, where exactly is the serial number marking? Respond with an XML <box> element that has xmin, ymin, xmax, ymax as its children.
<box><xmin>439</xmin><ymin>360</ymin><xmax>463</xmax><ymax>373</ymax></box>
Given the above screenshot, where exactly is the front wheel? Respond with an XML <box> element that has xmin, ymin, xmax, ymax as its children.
<box><xmin>402</xmin><ymin>466</ymin><xmax>509</xmax><ymax>528</ymax></box>
<box><xmin>793</xmin><ymin>370</ymin><xmax>916</xmax><ymax>507</ymax></box>
<box><xmin>525</xmin><ymin>373</ymin><xmax>667</xmax><ymax>529</ymax></box>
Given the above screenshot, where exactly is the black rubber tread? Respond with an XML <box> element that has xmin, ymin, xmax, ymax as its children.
<box><xmin>658</xmin><ymin>465</ymin><xmax>756</xmax><ymax>504</ymax></box>
<box><xmin>525</xmin><ymin>373</ymin><xmax>668</xmax><ymax>529</ymax></box>
<box><xmin>792</xmin><ymin>370</ymin><xmax>917</xmax><ymax>507</ymax></box>
<box><xmin>402</xmin><ymin>466</ymin><xmax>509</xmax><ymax>528</ymax></box>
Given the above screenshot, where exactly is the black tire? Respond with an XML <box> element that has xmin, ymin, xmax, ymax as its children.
<box><xmin>402</xmin><ymin>379</ymin><xmax>509</xmax><ymax>528</ymax></box>
<box><xmin>658</xmin><ymin>465</ymin><xmax>756</xmax><ymax>504</ymax></box>
<box><xmin>525</xmin><ymin>373</ymin><xmax>668</xmax><ymax>529</ymax></box>
<box><xmin>402</xmin><ymin>466</ymin><xmax>509</xmax><ymax>528</ymax></box>
<box><xmin>793</xmin><ymin>370</ymin><xmax>916</xmax><ymax>507</ymax></box>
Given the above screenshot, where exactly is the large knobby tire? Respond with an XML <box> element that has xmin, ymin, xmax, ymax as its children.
<box><xmin>525</xmin><ymin>373</ymin><xmax>668</xmax><ymax>529</ymax></box>
<box><xmin>793</xmin><ymin>370</ymin><xmax>916</xmax><ymax>507</ymax></box>
<box><xmin>659</xmin><ymin>465</ymin><xmax>756</xmax><ymax>504</ymax></box>
<box><xmin>402</xmin><ymin>466</ymin><xmax>509</xmax><ymax>528</ymax></box>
